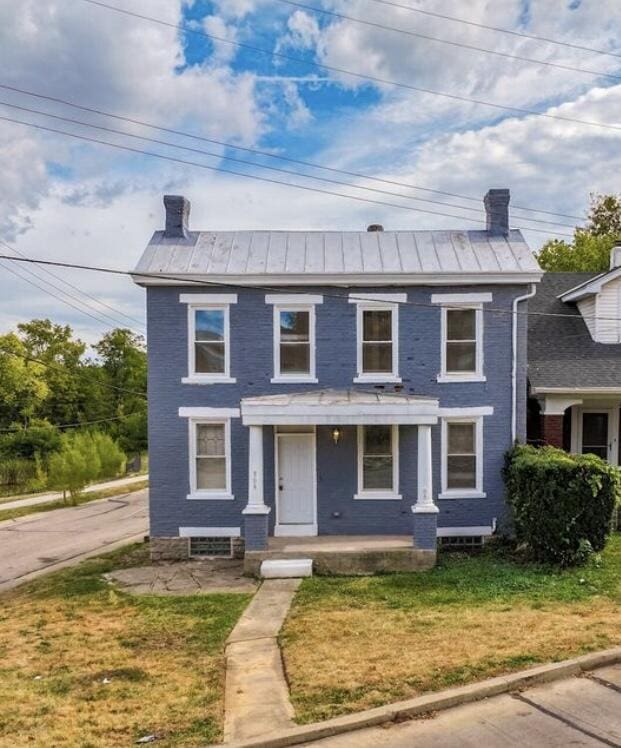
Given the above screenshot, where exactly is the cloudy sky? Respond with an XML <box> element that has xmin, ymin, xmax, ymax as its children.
<box><xmin>1</xmin><ymin>0</ymin><xmax>620</xmax><ymax>347</ymax></box>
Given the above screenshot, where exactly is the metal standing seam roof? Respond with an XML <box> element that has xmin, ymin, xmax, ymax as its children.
<box><xmin>241</xmin><ymin>388</ymin><xmax>438</xmax><ymax>407</ymax></box>
<box><xmin>132</xmin><ymin>228</ymin><xmax>541</xmax><ymax>283</ymax></box>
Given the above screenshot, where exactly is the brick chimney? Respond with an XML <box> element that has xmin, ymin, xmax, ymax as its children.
<box><xmin>484</xmin><ymin>189</ymin><xmax>510</xmax><ymax>236</ymax></box>
<box><xmin>163</xmin><ymin>195</ymin><xmax>191</xmax><ymax>239</ymax></box>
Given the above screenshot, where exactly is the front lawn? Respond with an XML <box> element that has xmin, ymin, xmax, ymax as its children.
<box><xmin>0</xmin><ymin>545</ymin><xmax>251</xmax><ymax>746</ymax></box>
<box><xmin>281</xmin><ymin>534</ymin><xmax>621</xmax><ymax>724</ymax></box>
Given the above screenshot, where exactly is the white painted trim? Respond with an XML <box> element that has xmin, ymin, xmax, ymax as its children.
<box><xmin>559</xmin><ymin>267</ymin><xmax>621</xmax><ymax>302</ymax></box>
<box><xmin>437</xmin><ymin>525</ymin><xmax>493</xmax><ymax>537</ymax></box>
<box><xmin>274</xmin><ymin>523</ymin><xmax>318</xmax><ymax>536</ymax></box>
<box><xmin>274</xmin><ymin>429</ymin><xmax>318</xmax><ymax>535</ymax></box>
<box><xmin>272</xmin><ymin>303</ymin><xmax>317</xmax><ymax>381</ymax></box>
<box><xmin>511</xmin><ymin>284</ymin><xmax>536</xmax><ymax>441</ymax></box>
<box><xmin>438</xmin><ymin>406</ymin><xmax>494</xmax><ymax>417</ymax></box>
<box><xmin>441</xmin><ymin>416</ymin><xmax>484</xmax><ymax>497</ymax></box>
<box><xmin>356</xmin><ymin>424</ymin><xmax>399</xmax><ymax>499</ymax></box>
<box><xmin>186</xmin><ymin>302</ymin><xmax>233</xmax><ymax>381</ymax></box>
<box><xmin>573</xmin><ymin>407</ymin><xmax>619</xmax><ymax>466</ymax></box>
<box><xmin>179</xmin><ymin>527</ymin><xmax>240</xmax><ymax>537</ymax></box>
<box><xmin>353</xmin><ymin>375</ymin><xmax>402</xmax><ymax>384</ymax></box>
<box><xmin>244</xmin><ymin>414</ymin><xmax>438</xmax><ymax>426</ymax></box>
<box><xmin>532</xmin><ymin>387</ymin><xmax>621</xmax><ymax>396</ymax></box>
<box><xmin>354</xmin><ymin>301</ymin><xmax>400</xmax><ymax>380</ymax></box>
<box><xmin>431</xmin><ymin>292</ymin><xmax>492</xmax><ymax>304</ymax></box>
<box><xmin>541</xmin><ymin>396</ymin><xmax>583</xmax><ymax>416</ymax></box>
<box><xmin>179</xmin><ymin>407</ymin><xmax>240</xmax><ymax>418</ymax></box>
<box><xmin>187</xmin><ymin>417</ymin><xmax>233</xmax><ymax>500</ymax></box>
<box><xmin>180</xmin><ymin>293</ymin><xmax>238</xmax><ymax>304</ymax></box>
<box><xmin>348</xmin><ymin>293</ymin><xmax>407</xmax><ymax>304</ymax></box>
<box><xmin>135</xmin><ymin>271</ymin><xmax>543</xmax><ymax>287</ymax></box>
<box><xmin>265</xmin><ymin>294</ymin><xmax>323</xmax><ymax>305</ymax></box>
<box><xmin>439</xmin><ymin>304</ymin><xmax>484</xmax><ymax>381</ymax></box>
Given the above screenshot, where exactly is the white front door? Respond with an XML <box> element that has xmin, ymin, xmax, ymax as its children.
<box><xmin>580</xmin><ymin>409</ymin><xmax>614</xmax><ymax>462</ymax></box>
<box><xmin>276</xmin><ymin>433</ymin><xmax>317</xmax><ymax>535</ymax></box>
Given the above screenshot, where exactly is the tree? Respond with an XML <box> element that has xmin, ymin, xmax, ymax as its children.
<box><xmin>47</xmin><ymin>434</ymin><xmax>93</xmax><ymax>502</ymax></box>
<box><xmin>0</xmin><ymin>333</ymin><xmax>48</xmax><ymax>427</ymax></box>
<box><xmin>538</xmin><ymin>193</ymin><xmax>621</xmax><ymax>273</ymax></box>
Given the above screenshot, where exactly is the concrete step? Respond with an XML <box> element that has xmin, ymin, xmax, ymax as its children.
<box><xmin>260</xmin><ymin>559</ymin><xmax>313</xmax><ymax>579</ymax></box>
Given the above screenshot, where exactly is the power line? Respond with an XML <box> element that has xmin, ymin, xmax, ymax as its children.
<box><xmin>3</xmin><ymin>253</ymin><xmax>621</xmax><ymax>325</ymax></box>
<box><xmin>0</xmin><ymin>99</ymin><xmax>575</xmax><ymax>230</ymax></box>
<box><xmin>78</xmin><ymin>0</ymin><xmax>621</xmax><ymax>134</ymax></box>
<box><xmin>275</xmin><ymin>0</ymin><xmax>621</xmax><ymax>82</ymax></box>
<box><xmin>0</xmin><ymin>83</ymin><xmax>583</xmax><ymax>222</ymax></box>
<box><xmin>0</xmin><ymin>410</ymin><xmax>145</xmax><ymax>434</ymax></box>
<box><xmin>0</xmin><ymin>113</ymin><xmax>574</xmax><ymax>238</ymax></box>
<box><xmin>362</xmin><ymin>0</ymin><xmax>621</xmax><ymax>61</ymax></box>
<box><xmin>0</xmin><ymin>239</ymin><xmax>145</xmax><ymax>329</ymax></box>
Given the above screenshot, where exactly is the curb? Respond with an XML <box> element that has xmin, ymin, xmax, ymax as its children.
<box><xmin>222</xmin><ymin>646</ymin><xmax>621</xmax><ymax>747</ymax></box>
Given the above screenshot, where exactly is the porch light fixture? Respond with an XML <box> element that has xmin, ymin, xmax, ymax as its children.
<box><xmin>332</xmin><ymin>426</ymin><xmax>342</xmax><ymax>445</ymax></box>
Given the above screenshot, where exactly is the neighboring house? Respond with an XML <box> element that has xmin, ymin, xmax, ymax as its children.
<box><xmin>132</xmin><ymin>190</ymin><xmax>542</xmax><ymax>565</ymax></box>
<box><xmin>528</xmin><ymin>247</ymin><xmax>621</xmax><ymax>464</ymax></box>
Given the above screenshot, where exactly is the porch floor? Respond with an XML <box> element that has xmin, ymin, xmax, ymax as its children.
<box><xmin>244</xmin><ymin>535</ymin><xmax>436</xmax><ymax>576</ymax></box>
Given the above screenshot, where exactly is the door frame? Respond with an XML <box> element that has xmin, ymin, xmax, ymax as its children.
<box><xmin>571</xmin><ymin>407</ymin><xmax>618</xmax><ymax>465</ymax></box>
<box><xmin>274</xmin><ymin>427</ymin><xmax>318</xmax><ymax>536</ymax></box>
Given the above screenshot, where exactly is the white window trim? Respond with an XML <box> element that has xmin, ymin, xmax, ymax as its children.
<box><xmin>271</xmin><ymin>303</ymin><xmax>318</xmax><ymax>384</ymax></box>
<box><xmin>438</xmin><ymin>303</ymin><xmax>485</xmax><ymax>383</ymax></box>
<box><xmin>431</xmin><ymin>292</ymin><xmax>492</xmax><ymax>304</ymax></box>
<box><xmin>266</xmin><ymin>294</ymin><xmax>323</xmax><ymax>305</ymax></box>
<box><xmin>187</xmin><ymin>417</ymin><xmax>234</xmax><ymax>501</ymax></box>
<box><xmin>182</xmin><ymin>299</ymin><xmax>237</xmax><ymax>384</ymax></box>
<box><xmin>353</xmin><ymin>302</ymin><xmax>401</xmax><ymax>383</ymax></box>
<box><xmin>439</xmin><ymin>416</ymin><xmax>485</xmax><ymax>499</ymax></box>
<box><xmin>354</xmin><ymin>424</ymin><xmax>402</xmax><ymax>500</ymax></box>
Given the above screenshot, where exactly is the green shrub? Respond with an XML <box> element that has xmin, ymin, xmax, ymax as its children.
<box><xmin>91</xmin><ymin>431</ymin><xmax>125</xmax><ymax>480</ymax></box>
<box><xmin>503</xmin><ymin>444</ymin><xmax>619</xmax><ymax>566</ymax></box>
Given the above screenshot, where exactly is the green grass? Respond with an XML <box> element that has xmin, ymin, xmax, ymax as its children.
<box><xmin>282</xmin><ymin>534</ymin><xmax>621</xmax><ymax>723</ymax></box>
<box><xmin>0</xmin><ymin>479</ymin><xmax>149</xmax><ymax>522</ymax></box>
<box><xmin>0</xmin><ymin>544</ymin><xmax>252</xmax><ymax>746</ymax></box>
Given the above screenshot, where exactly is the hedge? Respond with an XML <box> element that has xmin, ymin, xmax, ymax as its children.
<box><xmin>503</xmin><ymin>444</ymin><xmax>619</xmax><ymax>566</ymax></box>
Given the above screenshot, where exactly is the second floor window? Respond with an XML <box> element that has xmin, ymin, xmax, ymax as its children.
<box><xmin>440</xmin><ymin>305</ymin><xmax>484</xmax><ymax>381</ymax></box>
<box><xmin>278</xmin><ymin>309</ymin><xmax>311</xmax><ymax>375</ymax></box>
<box><xmin>194</xmin><ymin>308</ymin><xmax>226</xmax><ymax>374</ymax></box>
<box><xmin>352</xmin><ymin>297</ymin><xmax>402</xmax><ymax>382</ymax></box>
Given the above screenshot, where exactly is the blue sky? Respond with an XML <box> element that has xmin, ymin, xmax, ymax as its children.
<box><xmin>0</xmin><ymin>0</ymin><xmax>620</xmax><ymax>344</ymax></box>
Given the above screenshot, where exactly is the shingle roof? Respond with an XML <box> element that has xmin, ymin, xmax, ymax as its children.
<box><xmin>132</xmin><ymin>229</ymin><xmax>541</xmax><ymax>285</ymax></box>
<box><xmin>528</xmin><ymin>272</ymin><xmax>621</xmax><ymax>390</ymax></box>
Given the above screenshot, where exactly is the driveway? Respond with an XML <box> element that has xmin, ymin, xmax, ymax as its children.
<box><xmin>0</xmin><ymin>489</ymin><xmax>148</xmax><ymax>592</ymax></box>
<box><xmin>309</xmin><ymin>665</ymin><xmax>621</xmax><ymax>747</ymax></box>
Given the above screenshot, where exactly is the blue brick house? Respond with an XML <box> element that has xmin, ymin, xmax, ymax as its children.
<box><xmin>132</xmin><ymin>191</ymin><xmax>542</xmax><ymax>568</ymax></box>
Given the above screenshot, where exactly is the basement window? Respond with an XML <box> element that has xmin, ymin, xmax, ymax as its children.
<box><xmin>439</xmin><ymin>535</ymin><xmax>484</xmax><ymax>551</ymax></box>
<box><xmin>189</xmin><ymin>536</ymin><xmax>233</xmax><ymax>557</ymax></box>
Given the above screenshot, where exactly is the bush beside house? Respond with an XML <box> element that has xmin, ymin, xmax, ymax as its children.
<box><xmin>504</xmin><ymin>444</ymin><xmax>619</xmax><ymax>566</ymax></box>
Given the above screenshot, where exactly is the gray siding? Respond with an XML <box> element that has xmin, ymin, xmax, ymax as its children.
<box><xmin>147</xmin><ymin>284</ymin><xmax>530</xmax><ymax>537</ymax></box>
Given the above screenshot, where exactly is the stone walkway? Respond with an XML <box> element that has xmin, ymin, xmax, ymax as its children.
<box><xmin>224</xmin><ymin>578</ymin><xmax>302</xmax><ymax>743</ymax></box>
<box><xmin>106</xmin><ymin>559</ymin><xmax>258</xmax><ymax>595</ymax></box>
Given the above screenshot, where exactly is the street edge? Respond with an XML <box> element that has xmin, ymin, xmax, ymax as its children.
<box><xmin>222</xmin><ymin>647</ymin><xmax>621</xmax><ymax>748</ymax></box>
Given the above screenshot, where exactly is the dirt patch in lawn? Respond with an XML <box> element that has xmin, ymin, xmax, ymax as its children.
<box><xmin>281</xmin><ymin>535</ymin><xmax>621</xmax><ymax>723</ymax></box>
<box><xmin>0</xmin><ymin>544</ymin><xmax>251</xmax><ymax>746</ymax></box>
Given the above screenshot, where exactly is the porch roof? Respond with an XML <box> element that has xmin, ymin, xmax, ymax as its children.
<box><xmin>240</xmin><ymin>388</ymin><xmax>439</xmax><ymax>425</ymax></box>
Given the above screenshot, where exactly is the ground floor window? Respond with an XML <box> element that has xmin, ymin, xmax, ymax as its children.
<box><xmin>356</xmin><ymin>424</ymin><xmax>400</xmax><ymax>499</ymax></box>
<box><xmin>441</xmin><ymin>418</ymin><xmax>484</xmax><ymax>497</ymax></box>
<box><xmin>189</xmin><ymin>419</ymin><xmax>232</xmax><ymax>499</ymax></box>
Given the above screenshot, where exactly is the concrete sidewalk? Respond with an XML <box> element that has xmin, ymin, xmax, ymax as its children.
<box><xmin>0</xmin><ymin>474</ymin><xmax>148</xmax><ymax>512</ymax></box>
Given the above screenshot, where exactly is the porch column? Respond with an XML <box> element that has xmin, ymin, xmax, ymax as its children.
<box><xmin>411</xmin><ymin>424</ymin><xmax>438</xmax><ymax>551</ymax></box>
<box><xmin>242</xmin><ymin>425</ymin><xmax>270</xmax><ymax>551</ymax></box>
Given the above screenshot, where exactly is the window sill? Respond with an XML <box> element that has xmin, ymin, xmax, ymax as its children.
<box><xmin>438</xmin><ymin>491</ymin><xmax>486</xmax><ymax>500</ymax></box>
<box><xmin>437</xmin><ymin>374</ymin><xmax>486</xmax><ymax>383</ymax></box>
<box><xmin>182</xmin><ymin>376</ymin><xmax>237</xmax><ymax>385</ymax></box>
<box><xmin>271</xmin><ymin>376</ymin><xmax>318</xmax><ymax>384</ymax></box>
<box><xmin>186</xmin><ymin>492</ymin><xmax>235</xmax><ymax>501</ymax></box>
<box><xmin>353</xmin><ymin>375</ymin><xmax>402</xmax><ymax>384</ymax></box>
<box><xmin>354</xmin><ymin>492</ymin><xmax>403</xmax><ymax>501</ymax></box>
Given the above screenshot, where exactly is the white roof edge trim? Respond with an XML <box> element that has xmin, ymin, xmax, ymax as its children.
<box><xmin>559</xmin><ymin>268</ymin><xmax>621</xmax><ymax>302</ymax></box>
<box><xmin>242</xmin><ymin>414</ymin><xmax>439</xmax><ymax>425</ymax></box>
<box><xmin>179</xmin><ymin>293</ymin><xmax>238</xmax><ymax>304</ymax></box>
<box><xmin>531</xmin><ymin>387</ymin><xmax>621</xmax><ymax>395</ymax></box>
<box><xmin>265</xmin><ymin>294</ymin><xmax>324</xmax><ymax>305</ymax></box>
<box><xmin>132</xmin><ymin>272</ymin><xmax>543</xmax><ymax>287</ymax></box>
<box><xmin>431</xmin><ymin>292</ymin><xmax>493</xmax><ymax>304</ymax></box>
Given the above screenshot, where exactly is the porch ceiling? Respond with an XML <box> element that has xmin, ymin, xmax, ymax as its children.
<box><xmin>241</xmin><ymin>388</ymin><xmax>439</xmax><ymax>425</ymax></box>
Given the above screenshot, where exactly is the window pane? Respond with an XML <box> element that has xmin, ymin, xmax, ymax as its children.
<box><xmin>280</xmin><ymin>311</ymin><xmax>309</xmax><ymax>342</ymax></box>
<box><xmin>195</xmin><ymin>309</ymin><xmax>224</xmax><ymax>341</ymax></box>
<box><xmin>363</xmin><ymin>457</ymin><xmax>393</xmax><ymax>490</ymax></box>
<box><xmin>582</xmin><ymin>413</ymin><xmax>608</xmax><ymax>448</ymax></box>
<box><xmin>448</xmin><ymin>423</ymin><xmax>475</xmax><ymax>454</ymax></box>
<box><xmin>363</xmin><ymin>342</ymin><xmax>392</xmax><ymax>372</ymax></box>
<box><xmin>447</xmin><ymin>456</ymin><xmax>476</xmax><ymax>489</ymax></box>
<box><xmin>447</xmin><ymin>308</ymin><xmax>475</xmax><ymax>340</ymax></box>
<box><xmin>196</xmin><ymin>423</ymin><xmax>225</xmax><ymax>457</ymax></box>
<box><xmin>363</xmin><ymin>310</ymin><xmax>392</xmax><ymax>341</ymax></box>
<box><xmin>446</xmin><ymin>341</ymin><xmax>476</xmax><ymax>372</ymax></box>
<box><xmin>280</xmin><ymin>343</ymin><xmax>310</xmax><ymax>373</ymax></box>
<box><xmin>196</xmin><ymin>457</ymin><xmax>226</xmax><ymax>490</ymax></box>
<box><xmin>364</xmin><ymin>425</ymin><xmax>391</xmax><ymax>455</ymax></box>
<box><xmin>195</xmin><ymin>342</ymin><xmax>225</xmax><ymax>373</ymax></box>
